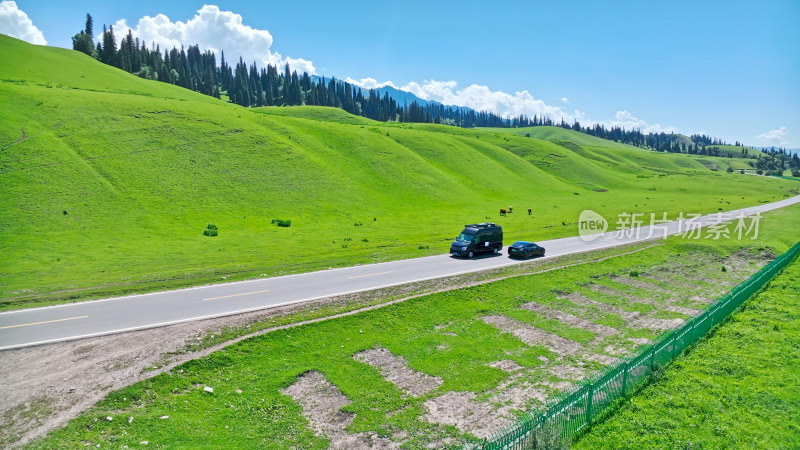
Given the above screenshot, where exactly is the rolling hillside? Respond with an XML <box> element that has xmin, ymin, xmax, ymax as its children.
<box><xmin>1</xmin><ymin>34</ymin><xmax>797</xmax><ymax>308</ymax></box>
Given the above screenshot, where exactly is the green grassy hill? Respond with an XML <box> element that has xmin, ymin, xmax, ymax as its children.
<box><xmin>1</xmin><ymin>34</ymin><xmax>797</xmax><ymax>308</ymax></box>
<box><xmin>704</xmin><ymin>144</ymin><xmax>764</xmax><ymax>158</ymax></box>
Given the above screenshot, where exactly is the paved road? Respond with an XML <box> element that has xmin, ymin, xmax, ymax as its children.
<box><xmin>2</xmin><ymin>196</ymin><xmax>799</xmax><ymax>350</ymax></box>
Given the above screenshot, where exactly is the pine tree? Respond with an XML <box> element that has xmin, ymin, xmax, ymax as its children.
<box><xmin>85</xmin><ymin>14</ymin><xmax>93</xmax><ymax>36</ymax></box>
<box><xmin>101</xmin><ymin>25</ymin><xmax>117</xmax><ymax>66</ymax></box>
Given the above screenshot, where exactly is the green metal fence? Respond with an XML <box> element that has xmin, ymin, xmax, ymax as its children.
<box><xmin>464</xmin><ymin>241</ymin><xmax>800</xmax><ymax>449</ymax></box>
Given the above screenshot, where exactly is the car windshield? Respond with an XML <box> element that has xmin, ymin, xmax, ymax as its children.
<box><xmin>455</xmin><ymin>233</ymin><xmax>474</xmax><ymax>242</ymax></box>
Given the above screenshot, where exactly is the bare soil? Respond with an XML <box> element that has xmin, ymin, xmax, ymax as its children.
<box><xmin>353</xmin><ymin>348</ymin><xmax>442</xmax><ymax>397</ymax></box>
<box><xmin>281</xmin><ymin>371</ymin><xmax>398</xmax><ymax>449</ymax></box>
<box><xmin>422</xmin><ymin>391</ymin><xmax>506</xmax><ymax>439</ymax></box>
<box><xmin>519</xmin><ymin>302</ymin><xmax>618</xmax><ymax>339</ymax></box>
<box><xmin>487</xmin><ymin>359</ymin><xmax>524</xmax><ymax>373</ymax></box>
<box><xmin>558</xmin><ymin>292</ymin><xmax>638</xmax><ymax>321</ymax></box>
<box><xmin>481</xmin><ymin>315</ymin><xmax>582</xmax><ymax>356</ymax></box>
<box><xmin>610</xmin><ymin>275</ymin><xmax>673</xmax><ymax>294</ymax></box>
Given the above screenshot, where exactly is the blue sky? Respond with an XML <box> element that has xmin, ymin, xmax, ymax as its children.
<box><xmin>5</xmin><ymin>0</ymin><xmax>800</xmax><ymax>147</ymax></box>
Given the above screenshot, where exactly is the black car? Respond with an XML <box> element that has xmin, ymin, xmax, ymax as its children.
<box><xmin>507</xmin><ymin>241</ymin><xmax>545</xmax><ymax>259</ymax></box>
<box><xmin>450</xmin><ymin>223</ymin><xmax>503</xmax><ymax>258</ymax></box>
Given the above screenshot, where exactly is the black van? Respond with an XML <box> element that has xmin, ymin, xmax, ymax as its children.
<box><xmin>450</xmin><ymin>223</ymin><xmax>503</xmax><ymax>258</ymax></box>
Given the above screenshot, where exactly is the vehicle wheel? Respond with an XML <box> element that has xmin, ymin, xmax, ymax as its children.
<box><xmin>468</xmin><ymin>251</ymin><xmax>474</xmax><ymax>258</ymax></box>
<box><xmin>493</xmin><ymin>247</ymin><xmax>500</xmax><ymax>254</ymax></box>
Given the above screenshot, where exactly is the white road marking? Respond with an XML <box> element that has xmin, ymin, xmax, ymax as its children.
<box><xmin>347</xmin><ymin>270</ymin><xmax>393</xmax><ymax>280</ymax></box>
<box><xmin>203</xmin><ymin>289</ymin><xmax>271</xmax><ymax>301</ymax></box>
<box><xmin>0</xmin><ymin>315</ymin><xmax>88</xmax><ymax>330</ymax></box>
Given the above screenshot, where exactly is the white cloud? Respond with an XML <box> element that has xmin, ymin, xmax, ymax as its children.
<box><xmin>755</xmin><ymin>126</ymin><xmax>788</xmax><ymax>146</ymax></box>
<box><xmin>100</xmin><ymin>5</ymin><xmax>314</xmax><ymax>74</ymax></box>
<box><xmin>344</xmin><ymin>77</ymin><xmax>397</xmax><ymax>89</ymax></box>
<box><xmin>397</xmin><ymin>79</ymin><xmax>574</xmax><ymax>121</ymax></box>
<box><xmin>0</xmin><ymin>0</ymin><xmax>46</xmax><ymax>45</ymax></box>
<box><xmin>378</xmin><ymin>79</ymin><xmax>675</xmax><ymax>134</ymax></box>
<box><xmin>598</xmin><ymin>110</ymin><xmax>677</xmax><ymax>134</ymax></box>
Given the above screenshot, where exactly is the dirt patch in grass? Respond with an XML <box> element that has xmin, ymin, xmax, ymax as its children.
<box><xmin>487</xmin><ymin>360</ymin><xmax>524</xmax><ymax>373</ymax></box>
<box><xmin>688</xmin><ymin>295</ymin><xmax>714</xmax><ymax>305</ymax></box>
<box><xmin>482</xmin><ymin>315</ymin><xmax>582</xmax><ymax>356</ymax></box>
<box><xmin>722</xmin><ymin>248</ymin><xmax>774</xmax><ymax>272</ymax></box>
<box><xmin>630</xmin><ymin>316</ymin><xmax>685</xmax><ymax>332</ymax></box>
<box><xmin>641</xmin><ymin>273</ymin><xmax>707</xmax><ymax>291</ymax></box>
<box><xmin>662</xmin><ymin>305</ymin><xmax>701</xmax><ymax>316</ymax></box>
<box><xmin>584</xmin><ymin>353</ymin><xmax>619</xmax><ymax>366</ymax></box>
<box><xmin>558</xmin><ymin>291</ymin><xmax>686</xmax><ymax>333</ymax></box>
<box><xmin>586</xmin><ymin>284</ymin><xmax>640</xmax><ymax>303</ymax></box>
<box><xmin>353</xmin><ymin>348</ymin><xmax>443</xmax><ymax>397</ymax></box>
<box><xmin>425</xmin><ymin>363</ymin><xmax>551</xmax><ymax>439</ymax></box>
<box><xmin>611</xmin><ymin>275</ymin><xmax>673</xmax><ymax>294</ymax></box>
<box><xmin>424</xmin><ymin>372</ymin><xmax>550</xmax><ymax>441</ymax></box>
<box><xmin>519</xmin><ymin>302</ymin><xmax>618</xmax><ymax>338</ymax></box>
<box><xmin>0</xmin><ymin>396</ymin><xmax>55</xmax><ymax>448</ymax></box>
<box><xmin>559</xmin><ymin>292</ymin><xmax>638</xmax><ymax>321</ymax></box>
<box><xmin>281</xmin><ymin>371</ymin><xmax>398</xmax><ymax>449</ymax></box>
<box><xmin>547</xmin><ymin>364</ymin><xmax>587</xmax><ymax>381</ymax></box>
<box><xmin>423</xmin><ymin>391</ymin><xmax>508</xmax><ymax>439</ymax></box>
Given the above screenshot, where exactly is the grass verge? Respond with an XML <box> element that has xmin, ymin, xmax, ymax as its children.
<box><xmin>574</xmin><ymin>252</ymin><xmax>800</xmax><ymax>448</ymax></box>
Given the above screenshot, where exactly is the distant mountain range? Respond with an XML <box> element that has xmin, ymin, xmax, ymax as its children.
<box><xmin>312</xmin><ymin>75</ymin><xmax>468</xmax><ymax>110</ymax></box>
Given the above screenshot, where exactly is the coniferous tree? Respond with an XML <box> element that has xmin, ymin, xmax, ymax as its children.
<box><xmin>100</xmin><ymin>25</ymin><xmax>117</xmax><ymax>66</ymax></box>
<box><xmin>71</xmin><ymin>13</ymin><xmax>95</xmax><ymax>56</ymax></box>
<box><xmin>85</xmin><ymin>14</ymin><xmax>93</xmax><ymax>36</ymax></box>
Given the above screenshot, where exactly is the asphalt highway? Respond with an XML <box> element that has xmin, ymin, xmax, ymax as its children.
<box><xmin>2</xmin><ymin>195</ymin><xmax>798</xmax><ymax>350</ymax></box>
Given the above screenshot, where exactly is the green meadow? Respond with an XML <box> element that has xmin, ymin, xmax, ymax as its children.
<box><xmin>1</xmin><ymin>34</ymin><xmax>798</xmax><ymax>309</ymax></box>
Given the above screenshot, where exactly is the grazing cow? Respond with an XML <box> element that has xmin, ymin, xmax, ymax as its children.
<box><xmin>500</xmin><ymin>209</ymin><xmax>507</xmax><ymax>216</ymax></box>
<box><xmin>528</xmin><ymin>208</ymin><xmax>532</xmax><ymax>215</ymax></box>
<box><xmin>508</xmin><ymin>206</ymin><xmax>513</xmax><ymax>213</ymax></box>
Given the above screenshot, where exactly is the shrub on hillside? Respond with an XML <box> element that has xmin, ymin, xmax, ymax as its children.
<box><xmin>271</xmin><ymin>219</ymin><xmax>292</xmax><ymax>227</ymax></box>
<box><xmin>203</xmin><ymin>223</ymin><xmax>218</xmax><ymax>237</ymax></box>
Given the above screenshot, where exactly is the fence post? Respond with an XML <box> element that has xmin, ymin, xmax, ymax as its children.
<box><xmin>585</xmin><ymin>384</ymin><xmax>594</xmax><ymax>428</ymax></box>
<box><xmin>670</xmin><ymin>333</ymin><xmax>678</xmax><ymax>359</ymax></box>
<box><xmin>621</xmin><ymin>361</ymin><xmax>629</xmax><ymax>397</ymax></box>
<box><xmin>709</xmin><ymin>304</ymin><xmax>717</xmax><ymax>328</ymax></box>
<box><xmin>649</xmin><ymin>347</ymin><xmax>656</xmax><ymax>372</ymax></box>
